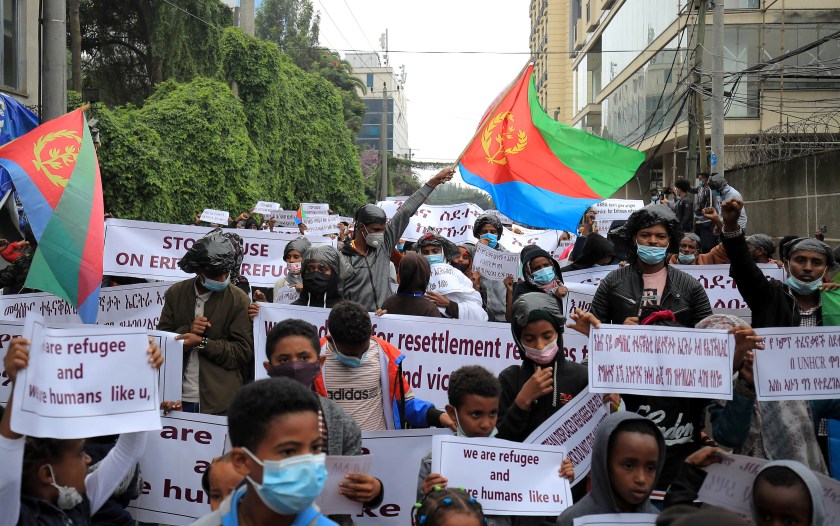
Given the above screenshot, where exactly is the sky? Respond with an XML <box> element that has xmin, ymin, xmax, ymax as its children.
<box><xmin>312</xmin><ymin>0</ymin><xmax>532</xmax><ymax>170</ymax></box>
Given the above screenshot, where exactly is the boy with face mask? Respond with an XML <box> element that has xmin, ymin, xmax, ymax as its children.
<box><xmin>192</xmin><ymin>378</ymin><xmax>334</xmax><ymax>526</ymax></box>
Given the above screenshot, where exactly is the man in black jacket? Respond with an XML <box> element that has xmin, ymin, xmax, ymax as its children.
<box><xmin>590</xmin><ymin>205</ymin><xmax>712</xmax><ymax>328</ymax></box>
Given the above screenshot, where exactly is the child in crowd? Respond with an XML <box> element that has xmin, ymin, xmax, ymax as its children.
<box><xmin>263</xmin><ymin>318</ymin><xmax>384</xmax><ymax>521</ymax></box>
<box><xmin>418</xmin><ymin>365</ymin><xmax>574</xmax><ymax>526</ymax></box>
<box><xmin>200</xmin><ymin>454</ymin><xmax>242</xmax><ymax>512</ymax></box>
<box><xmin>0</xmin><ymin>336</ymin><xmax>162</xmax><ymax>526</ymax></box>
<box><xmin>192</xmin><ymin>377</ymin><xmax>334</xmax><ymax>526</ymax></box>
<box><xmin>556</xmin><ymin>412</ymin><xmax>666</xmax><ymax>526</ymax></box>
<box><xmin>412</xmin><ymin>487</ymin><xmax>487</xmax><ymax>526</ymax></box>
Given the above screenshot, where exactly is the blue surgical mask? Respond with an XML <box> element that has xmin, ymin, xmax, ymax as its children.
<box><xmin>678</xmin><ymin>253</ymin><xmax>696</xmax><ymax>264</ymax></box>
<box><xmin>531</xmin><ymin>266</ymin><xmax>556</xmax><ymax>285</ymax></box>
<box><xmin>202</xmin><ymin>274</ymin><xmax>230</xmax><ymax>292</ymax></box>
<box><xmin>331</xmin><ymin>342</ymin><xmax>368</xmax><ymax>368</ymax></box>
<box><xmin>454</xmin><ymin>410</ymin><xmax>499</xmax><ymax>439</ymax></box>
<box><xmin>480</xmin><ymin>233</ymin><xmax>499</xmax><ymax>248</ymax></box>
<box><xmin>636</xmin><ymin>245</ymin><xmax>668</xmax><ymax>265</ymax></box>
<box><xmin>243</xmin><ymin>449</ymin><xmax>327</xmax><ymax>515</ymax></box>
<box><xmin>651</xmin><ymin>196</ymin><xmax>658</xmax><ymax>203</ymax></box>
<box><xmin>786</xmin><ymin>274</ymin><xmax>823</xmax><ymax>296</ymax></box>
<box><xmin>396</xmin><ymin>244</ymin><xmax>404</xmax><ymax>251</ymax></box>
<box><xmin>425</xmin><ymin>254</ymin><xmax>444</xmax><ymax>265</ymax></box>
<box><xmin>699</xmin><ymin>180</ymin><xmax>705</xmax><ymax>187</ymax></box>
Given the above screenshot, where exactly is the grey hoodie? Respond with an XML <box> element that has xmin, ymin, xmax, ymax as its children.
<box><xmin>556</xmin><ymin>412</ymin><xmax>667</xmax><ymax>526</ymax></box>
<box><xmin>751</xmin><ymin>460</ymin><xmax>825</xmax><ymax>526</ymax></box>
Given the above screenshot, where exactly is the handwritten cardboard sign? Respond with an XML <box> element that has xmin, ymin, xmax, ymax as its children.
<box><xmin>472</xmin><ymin>243</ymin><xmax>518</xmax><ymax>281</ymax></box>
<box><xmin>199</xmin><ymin>209</ymin><xmax>229</xmax><ymax>225</ymax></box>
<box><xmin>252</xmin><ymin>201</ymin><xmax>280</xmax><ymax>214</ymax></box>
<box><xmin>316</xmin><ymin>455</ymin><xmax>374</xmax><ymax>515</ymax></box>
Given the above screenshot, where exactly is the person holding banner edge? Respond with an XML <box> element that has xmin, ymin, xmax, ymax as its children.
<box><xmin>0</xmin><ymin>337</ymin><xmax>163</xmax><ymax>526</ymax></box>
<box><xmin>473</xmin><ymin>213</ymin><xmax>511</xmax><ymax>322</ymax></box>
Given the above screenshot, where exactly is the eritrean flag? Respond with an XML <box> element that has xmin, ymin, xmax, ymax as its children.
<box><xmin>295</xmin><ymin>205</ymin><xmax>306</xmax><ymax>225</ymax></box>
<box><xmin>0</xmin><ymin>108</ymin><xmax>103</xmax><ymax>323</ymax></box>
<box><xmin>459</xmin><ymin>64</ymin><xmax>645</xmax><ymax>230</ymax></box>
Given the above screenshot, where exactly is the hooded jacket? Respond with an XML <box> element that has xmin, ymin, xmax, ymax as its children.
<box><xmin>560</xmin><ymin>234</ymin><xmax>616</xmax><ymax>273</ymax></box>
<box><xmin>512</xmin><ymin>248</ymin><xmax>565</xmax><ymax>302</ymax></box>
<box><xmin>292</xmin><ymin>245</ymin><xmax>343</xmax><ymax>309</ymax></box>
<box><xmin>272</xmin><ymin>236</ymin><xmax>312</xmax><ymax>300</ymax></box>
<box><xmin>380</xmin><ymin>253</ymin><xmax>442</xmax><ymax>318</ymax></box>
<box><xmin>708</xmin><ymin>174</ymin><xmax>747</xmax><ymax>229</ymax></box>
<box><xmin>340</xmin><ymin>185</ymin><xmax>434</xmax><ymax>310</ymax></box>
<box><xmin>556</xmin><ymin>412</ymin><xmax>667</xmax><ymax>526</ymax></box>
<box><xmin>751</xmin><ymin>460</ymin><xmax>825</xmax><ymax>526</ymax></box>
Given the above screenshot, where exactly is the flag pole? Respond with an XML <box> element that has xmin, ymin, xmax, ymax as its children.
<box><xmin>450</xmin><ymin>57</ymin><xmax>534</xmax><ymax>170</ymax></box>
<box><xmin>78</xmin><ymin>103</ymin><xmax>91</xmax><ymax>112</ymax></box>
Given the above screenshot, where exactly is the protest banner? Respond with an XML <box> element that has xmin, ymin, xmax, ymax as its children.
<box><xmin>252</xmin><ymin>201</ymin><xmax>280</xmax><ymax>214</ymax></box>
<box><xmin>12</xmin><ymin>317</ymin><xmax>161</xmax><ymax>438</ymax></box>
<box><xmin>357</xmin><ymin>428</ymin><xmax>451</xmax><ymax>526</ymax></box>
<box><xmin>588</xmin><ymin>324</ymin><xmax>734</xmax><ymax>399</ymax></box>
<box><xmin>303</xmin><ymin>214</ymin><xmax>340</xmax><ymax>235</ymax></box>
<box><xmin>752</xmin><ymin>326</ymin><xmax>840</xmax><ymax>401</ymax></box>
<box><xmin>563</xmin><ymin>265</ymin><xmax>619</xmax><ymax>287</ymax></box>
<box><xmin>574</xmin><ymin>515</ymin><xmax>658</xmax><ymax>526</ymax></box>
<box><xmin>0</xmin><ymin>281</ymin><xmax>170</xmax><ymax>328</ymax></box>
<box><xmin>672</xmin><ymin>264</ymin><xmax>784</xmax><ymax>312</ymax></box>
<box><xmin>103</xmin><ymin>219</ymin><xmax>333</xmax><ymax>287</ymax></box>
<box><xmin>590</xmin><ymin>199</ymin><xmax>644</xmax><ymax>238</ymax></box>
<box><xmin>471</xmin><ymin>243</ymin><xmax>519</xmax><ymax>281</ymax></box>
<box><xmin>524</xmin><ymin>388</ymin><xmax>608</xmax><ymax>486</ymax></box>
<box><xmin>485</xmin><ymin>209</ymin><xmax>513</xmax><ymax>225</ymax></box>
<box><xmin>427</xmin><ymin>263</ymin><xmax>475</xmax><ymax>295</ymax></box>
<box><xmin>0</xmin><ymin>319</ymin><xmax>25</xmax><ymax>404</ymax></box>
<box><xmin>301</xmin><ymin>202</ymin><xmax>330</xmax><ymax>217</ymax></box>
<box><xmin>199</xmin><ymin>209</ymin><xmax>229</xmax><ymax>225</ymax></box>
<box><xmin>149</xmin><ymin>330</ymin><xmax>184</xmax><ymax>403</ymax></box>
<box><xmin>501</xmin><ymin>226</ymin><xmax>562</xmax><ymax>254</ymax></box>
<box><xmin>316</xmin><ymin>455</ymin><xmax>374</xmax><ymax>515</ymax></box>
<box><xmin>375</xmin><ymin>201</ymin><xmax>484</xmax><ymax>243</ymax></box>
<box><xmin>128</xmin><ymin>411</ymin><xmax>228</xmax><ymax>525</ymax></box>
<box><xmin>697</xmin><ymin>453</ymin><xmax>840</xmax><ymax>526</ymax></box>
<box><xmin>430</xmin><ymin>436</ymin><xmax>573</xmax><ymax>515</ymax></box>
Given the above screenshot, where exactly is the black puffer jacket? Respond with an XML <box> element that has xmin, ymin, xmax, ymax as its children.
<box><xmin>589</xmin><ymin>264</ymin><xmax>712</xmax><ymax>327</ymax></box>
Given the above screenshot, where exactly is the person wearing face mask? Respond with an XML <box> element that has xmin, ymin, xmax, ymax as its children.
<box><xmin>313</xmin><ymin>301</ymin><xmax>455</xmax><ymax>432</ymax></box>
<box><xmin>291</xmin><ymin>245</ymin><xmax>343</xmax><ymax>309</ymax></box>
<box><xmin>158</xmin><ymin>228</ymin><xmax>254</xmax><ymax>415</ymax></box>
<box><xmin>414</xmin><ymin>233</ymin><xmax>488</xmax><ymax>321</ymax></box>
<box><xmin>513</xmin><ymin>247</ymin><xmax>568</xmax><ymax>303</ymax></box>
<box><xmin>380</xmin><ymin>253</ymin><xmax>442</xmax><ymax>318</ymax></box>
<box><xmin>416</xmin><ymin>365</ymin><xmax>575</xmax><ymax>526</ymax></box>
<box><xmin>340</xmin><ymin>168</ymin><xmax>454</xmax><ymax>311</ymax></box>
<box><xmin>472</xmin><ymin>214</ymin><xmax>510</xmax><ymax>321</ymax></box>
<box><xmin>590</xmin><ymin>205</ymin><xmax>712</xmax><ymax>328</ymax></box>
<box><xmin>262</xmin><ymin>320</ymin><xmax>385</xmax><ymax>525</ymax></box>
<box><xmin>693</xmin><ymin>172</ymin><xmax>720</xmax><ymax>253</ymax></box>
<box><xmin>192</xmin><ymin>378</ymin><xmax>336</xmax><ymax>526</ymax></box>
<box><xmin>0</xmin><ymin>338</ymin><xmax>163</xmax><ymax>526</ymax></box>
<box><xmin>273</xmin><ymin>236</ymin><xmax>311</xmax><ymax>303</ymax></box>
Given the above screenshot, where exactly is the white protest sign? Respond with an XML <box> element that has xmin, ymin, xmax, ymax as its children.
<box><xmin>588</xmin><ymin>324</ymin><xmax>734</xmax><ymax>399</ymax></box>
<box><xmin>12</xmin><ymin>317</ymin><xmax>161</xmax><ymax>438</ymax></box>
<box><xmin>303</xmin><ymin>214</ymin><xmax>340</xmax><ymax>235</ymax></box>
<box><xmin>199</xmin><ymin>209</ymin><xmax>229</xmax><ymax>225</ymax></box>
<box><xmin>524</xmin><ymin>388</ymin><xmax>608</xmax><ymax>486</ymax></box>
<box><xmin>316</xmin><ymin>455</ymin><xmax>374</xmax><ymax>515</ymax></box>
<box><xmin>255</xmin><ymin>304</ymin><xmax>526</xmax><ymax>408</ymax></box>
<box><xmin>485</xmin><ymin>209</ymin><xmax>513</xmax><ymax>225</ymax></box>
<box><xmin>0</xmin><ymin>282</ymin><xmax>170</xmax><ymax>329</ymax></box>
<box><xmin>103</xmin><ymin>219</ymin><xmax>333</xmax><ymax>287</ymax></box>
<box><xmin>562</xmin><ymin>265</ymin><xmax>619</xmax><ymax>287</ymax></box>
<box><xmin>376</xmin><ymin>201</ymin><xmax>484</xmax><ymax>243</ymax></box>
<box><xmin>357</xmin><ymin>429</ymin><xmax>451</xmax><ymax>526</ymax></box>
<box><xmin>272</xmin><ymin>210</ymin><xmax>298</xmax><ymax>226</ymax></box>
<box><xmin>590</xmin><ymin>199</ymin><xmax>644</xmax><ymax>238</ymax></box>
<box><xmin>501</xmin><ymin>227</ymin><xmax>561</xmax><ymax>254</ymax></box>
<box><xmin>697</xmin><ymin>453</ymin><xmax>840</xmax><ymax>526</ymax></box>
<box><xmin>574</xmin><ymin>514</ymin><xmax>658</xmax><ymax>526</ymax></box>
<box><xmin>427</xmin><ymin>263</ymin><xmax>474</xmax><ymax>295</ymax></box>
<box><xmin>253</xmin><ymin>201</ymin><xmax>280</xmax><ymax>214</ymax></box>
<box><xmin>472</xmin><ymin>243</ymin><xmax>518</xmax><ymax>281</ymax></box>
<box><xmin>301</xmin><ymin>203</ymin><xmax>330</xmax><ymax>217</ymax></box>
<box><xmin>273</xmin><ymin>287</ymin><xmax>300</xmax><ymax>304</ymax></box>
<box><xmin>752</xmin><ymin>326</ymin><xmax>840</xmax><ymax>401</ymax></box>
<box><xmin>149</xmin><ymin>330</ymin><xmax>184</xmax><ymax>403</ymax></box>
<box><xmin>672</xmin><ymin>264</ymin><xmax>784</xmax><ymax>312</ymax></box>
<box><xmin>431</xmin><ymin>436</ymin><xmax>573</xmax><ymax>515</ymax></box>
<box><xmin>0</xmin><ymin>319</ymin><xmax>25</xmax><ymax>404</ymax></box>
<box><xmin>128</xmin><ymin>412</ymin><xmax>228</xmax><ymax>525</ymax></box>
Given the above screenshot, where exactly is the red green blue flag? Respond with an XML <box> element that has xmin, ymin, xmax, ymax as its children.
<box><xmin>458</xmin><ymin>64</ymin><xmax>645</xmax><ymax>230</ymax></box>
<box><xmin>0</xmin><ymin>108</ymin><xmax>103</xmax><ymax>323</ymax></box>
<box><xmin>295</xmin><ymin>205</ymin><xmax>306</xmax><ymax>225</ymax></box>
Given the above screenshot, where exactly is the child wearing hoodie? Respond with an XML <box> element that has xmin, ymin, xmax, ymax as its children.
<box><xmin>556</xmin><ymin>412</ymin><xmax>666</xmax><ymax>526</ymax></box>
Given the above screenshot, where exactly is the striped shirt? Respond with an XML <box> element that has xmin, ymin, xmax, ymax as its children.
<box><xmin>322</xmin><ymin>339</ymin><xmax>388</xmax><ymax>431</ymax></box>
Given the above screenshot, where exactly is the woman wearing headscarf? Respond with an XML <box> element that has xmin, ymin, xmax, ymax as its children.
<box><xmin>513</xmin><ymin>247</ymin><xmax>567</xmax><ymax>303</ymax></box>
<box><xmin>471</xmin><ymin>214</ymin><xmax>511</xmax><ymax>322</ymax></box>
<box><xmin>590</xmin><ymin>205</ymin><xmax>712</xmax><ymax>327</ymax></box>
<box><xmin>272</xmin><ymin>236</ymin><xmax>311</xmax><ymax>302</ymax></box>
<box><xmin>291</xmin><ymin>245</ymin><xmax>344</xmax><ymax>309</ymax></box>
<box><xmin>380</xmin><ymin>253</ymin><xmax>442</xmax><ymax>318</ymax></box>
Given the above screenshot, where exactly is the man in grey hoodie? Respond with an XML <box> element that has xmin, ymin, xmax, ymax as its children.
<box><xmin>340</xmin><ymin>167</ymin><xmax>454</xmax><ymax>311</ymax></box>
<box><xmin>556</xmin><ymin>412</ymin><xmax>666</xmax><ymax>526</ymax></box>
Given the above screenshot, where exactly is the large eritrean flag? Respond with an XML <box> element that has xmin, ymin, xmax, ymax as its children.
<box><xmin>0</xmin><ymin>108</ymin><xmax>103</xmax><ymax>323</ymax></box>
<box><xmin>459</xmin><ymin>64</ymin><xmax>645</xmax><ymax>230</ymax></box>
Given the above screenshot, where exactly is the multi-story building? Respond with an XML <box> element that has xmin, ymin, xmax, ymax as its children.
<box><xmin>536</xmin><ymin>0</ymin><xmax>840</xmax><ymax>238</ymax></box>
<box><xmin>530</xmin><ymin>0</ymin><xmax>575</xmax><ymax>124</ymax></box>
<box><xmin>346</xmin><ymin>52</ymin><xmax>410</xmax><ymax>158</ymax></box>
<box><xmin>1</xmin><ymin>0</ymin><xmax>39</xmax><ymax>107</ymax></box>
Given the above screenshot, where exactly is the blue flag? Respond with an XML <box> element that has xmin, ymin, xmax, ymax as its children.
<box><xmin>0</xmin><ymin>93</ymin><xmax>39</xmax><ymax>146</ymax></box>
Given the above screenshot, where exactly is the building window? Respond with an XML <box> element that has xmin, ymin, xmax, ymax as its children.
<box><xmin>366</xmin><ymin>73</ymin><xmax>374</xmax><ymax>89</ymax></box>
<box><xmin>2</xmin><ymin>0</ymin><xmax>19</xmax><ymax>90</ymax></box>
<box><xmin>366</xmin><ymin>125</ymin><xmax>380</xmax><ymax>138</ymax></box>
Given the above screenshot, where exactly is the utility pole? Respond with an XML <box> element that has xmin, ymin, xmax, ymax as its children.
<box><xmin>240</xmin><ymin>0</ymin><xmax>254</xmax><ymax>35</ymax></box>
<box><xmin>379</xmin><ymin>82</ymin><xmax>389</xmax><ymax>201</ymax></box>
<box><xmin>686</xmin><ymin>0</ymin><xmax>708</xmax><ymax>181</ymax></box>
<box><xmin>42</xmin><ymin>0</ymin><xmax>67</xmax><ymax>121</ymax></box>
<box><xmin>711</xmin><ymin>0</ymin><xmax>724</xmax><ymax>177</ymax></box>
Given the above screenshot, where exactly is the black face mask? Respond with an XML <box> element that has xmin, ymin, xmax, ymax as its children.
<box><xmin>451</xmin><ymin>261</ymin><xmax>470</xmax><ymax>273</ymax></box>
<box><xmin>303</xmin><ymin>272</ymin><xmax>331</xmax><ymax>292</ymax></box>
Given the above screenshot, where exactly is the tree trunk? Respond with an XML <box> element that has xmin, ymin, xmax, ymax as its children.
<box><xmin>68</xmin><ymin>0</ymin><xmax>82</xmax><ymax>91</ymax></box>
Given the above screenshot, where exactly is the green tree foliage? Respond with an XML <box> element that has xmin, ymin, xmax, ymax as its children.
<box><xmin>426</xmin><ymin>183</ymin><xmax>495</xmax><ymax>210</ymax></box>
<box><xmin>255</xmin><ymin>0</ymin><xmax>320</xmax><ymax>70</ymax></box>
<box><xmin>79</xmin><ymin>0</ymin><xmax>231</xmax><ymax>106</ymax></box>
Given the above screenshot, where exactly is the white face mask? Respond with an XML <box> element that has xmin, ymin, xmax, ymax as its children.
<box><xmin>48</xmin><ymin>465</ymin><xmax>84</xmax><ymax>510</ymax></box>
